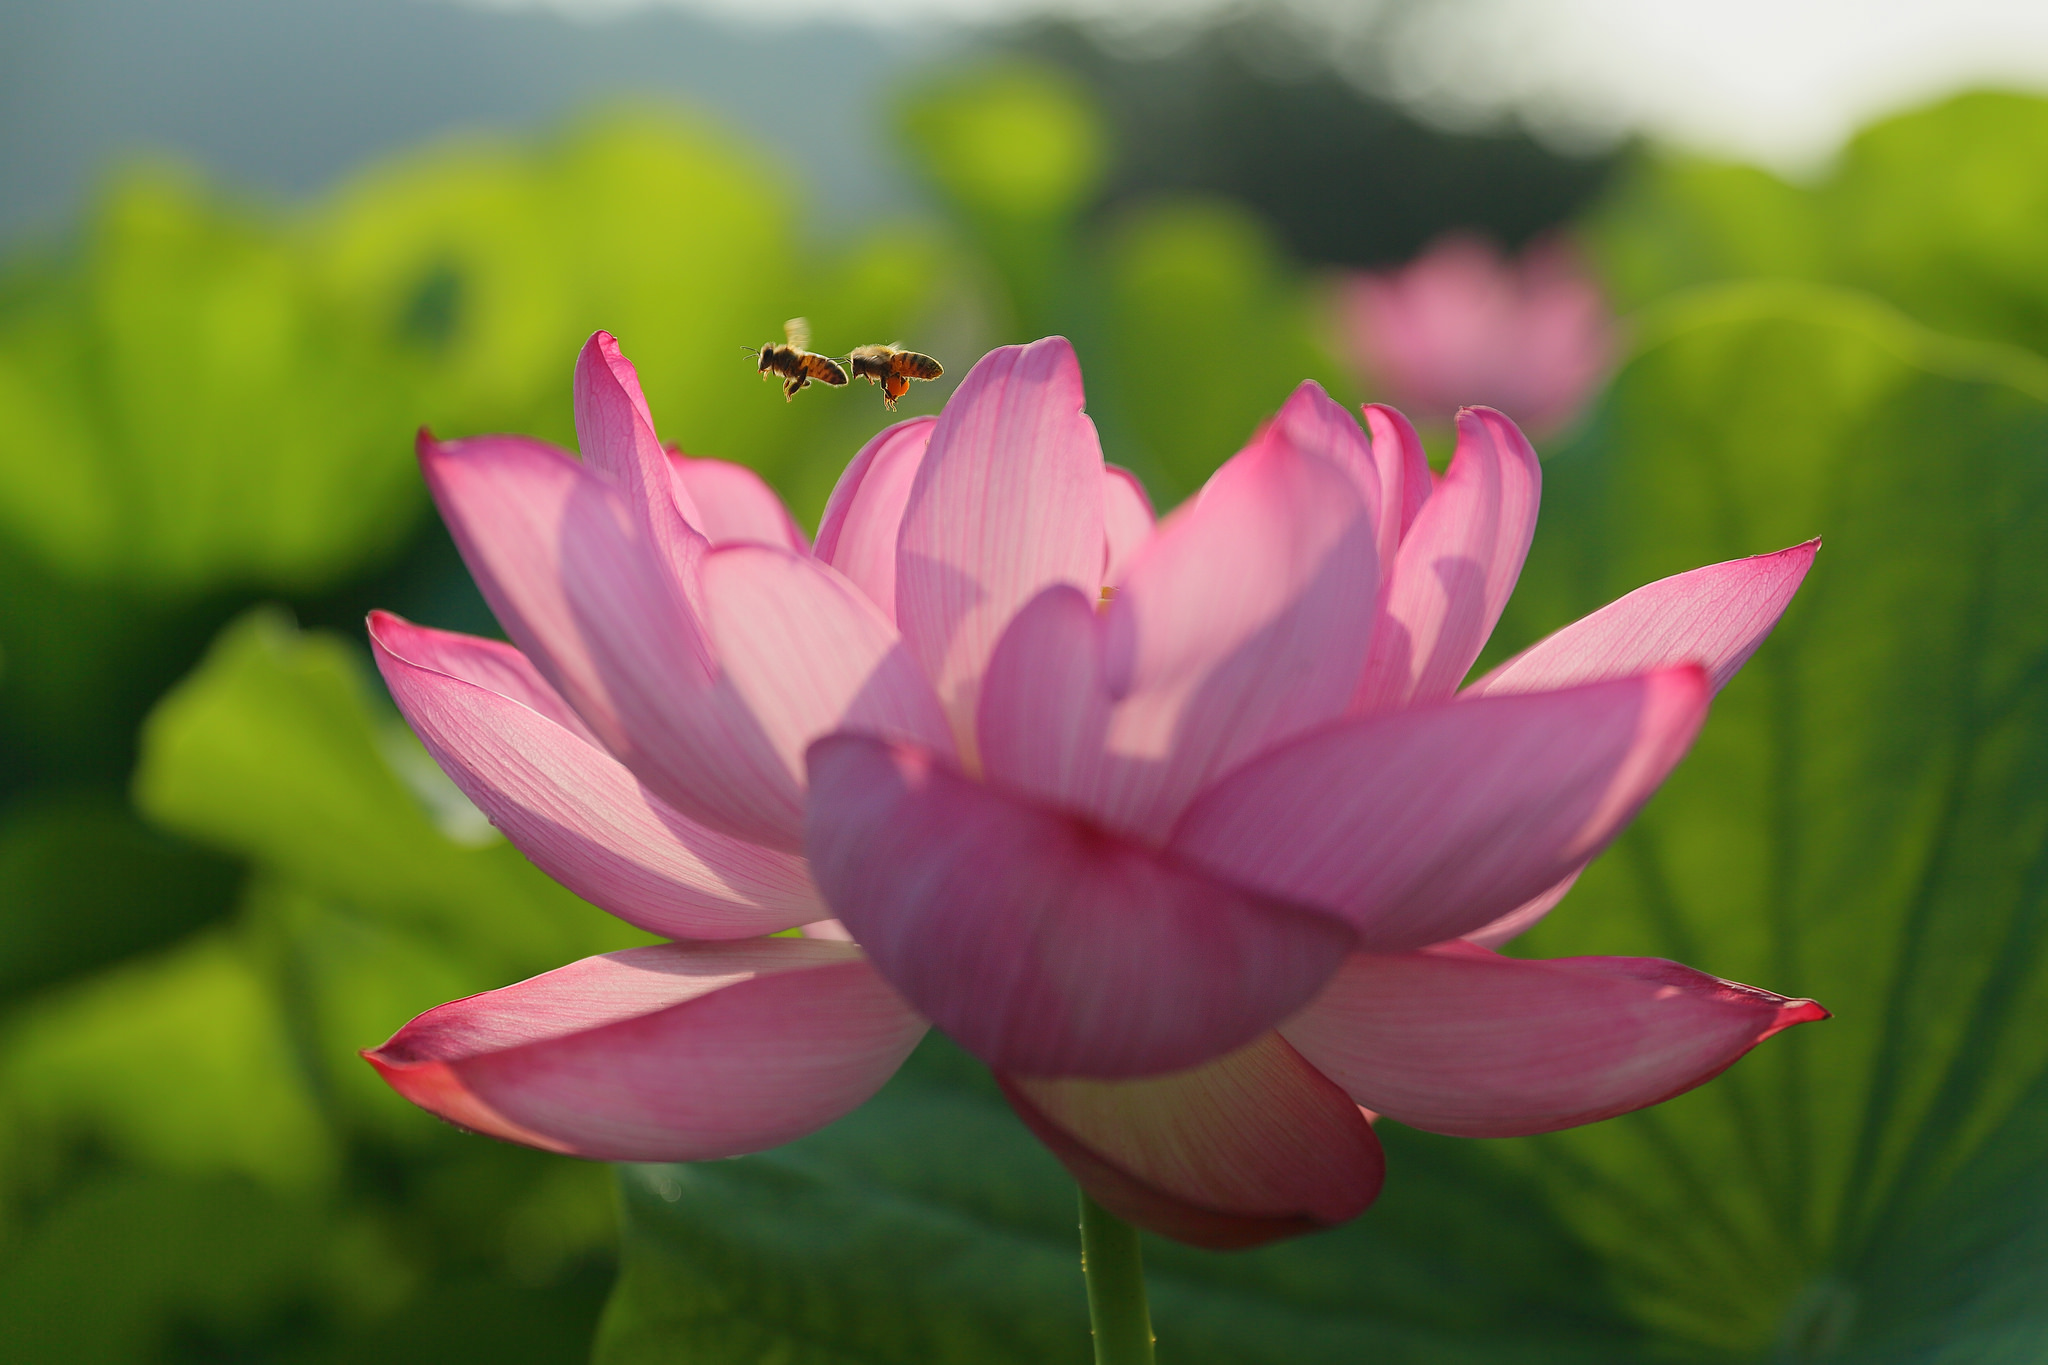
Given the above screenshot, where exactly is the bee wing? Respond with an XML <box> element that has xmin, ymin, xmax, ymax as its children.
<box><xmin>893</xmin><ymin>351</ymin><xmax>944</xmax><ymax>380</ymax></box>
<box><xmin>783</xmin><ymin>317</ymin><xmax>811</xmax><ymax>350</ymax></box>
<box><xmin>801</xmin><ymin>354</ymin><xmax>849</xmax><ymax>386</ymax></box>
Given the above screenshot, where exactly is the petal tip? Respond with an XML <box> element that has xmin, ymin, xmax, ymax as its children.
<box><xmin>1280</xmin><ymin>376</ymin><xmax>1337</xmax><ymax>410</ymax></box>
<box><xmin>1457</xmin><ymin>403</ymin><xmax>1532</xmax><ymax>445</ymax></box>
<box><xmin>1772</xmin><ymin>998</ymin><xmax>1831</xmax><ymax>1033</ymax></box>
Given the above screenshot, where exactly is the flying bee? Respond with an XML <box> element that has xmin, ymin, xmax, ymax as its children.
<box><xmin>747</xmin><ymin>318</ymin><xmax>848</xmax><ymax>401</ymax></box>
<box><xmin>847</xmin><ymin>344</ymin><xmax>944</xmax><ymax>410</ymax></box>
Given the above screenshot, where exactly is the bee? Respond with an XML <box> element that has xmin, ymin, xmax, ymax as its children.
<box><xmin>847</xmin><ymin>344</ymin><xmax>944</xmax><ymax>410</ymax></box>
<box><xmin>748</xmin><ymin>318</ymin><xmax>848</xmax><ymax>401</ymax></box>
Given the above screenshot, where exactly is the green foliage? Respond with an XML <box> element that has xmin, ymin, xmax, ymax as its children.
<box><xmin>0</xmin><ymin>169</ymin><xmax>426</xmax><ymax>593</ymax></box>
<box><xmin>896</xmin><ymin>62</ymin><xmax>1106</xmax><ymax>225</ymax></box>
<box><xmin>0</xmin><ymin>792</ymin><xmax>239</xmax><ymax>1000</ymax></box>
<box><xmin>1592</xmin><ymin>91</ymin><xmax>2048</xmax><ymax>359</ymax></box>
<box><xmin>0</xmin><ymin>609</ymin><xmax>648</xmax><ymax>1360</ymax></box>
<box><xmin>601</xmin><ymin>283</ymin><xmax>2048</xmax><ymax>1363</ymax></box>
<box><xmin>895</xmin><ymin>62</ymin><xmax>1107</xmax><ymax>344</ymax></box>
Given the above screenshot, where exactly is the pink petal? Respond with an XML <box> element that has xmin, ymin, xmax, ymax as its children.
<box><xmin>1001</xmin><ymin>1031</ymin><xmax>1382</xmax><ymax>1249</ymax></box>
<box><xmin>968</xmin><ymin>585</ymin><xmax>1113</xmax><ymax>796</ymax></box>
<box><xmin>369</xmin><ymin>612</ymin><xmax>823</xmax><ymax>940</ymax></box>
<box><xmin>813</xmin><ymin>416</ymin><xmax>935</xmax><ymax>620</ymax></box>
<box><xmin>1171</xmin><ymin>667</ymin><xmax>1711</xmax><ymax>951</ymax></box>
<box><xmin>574</xmin><ymin>332</ymin><xmax>706</xmax><ymax>588</ymax></box>
<box><xmin>700</xmin><ymin>544</ymin><xmax>957</xmax><ymax>787</ymax></box>
<box><xmin>365</xmin><ymin>940</ymin><xmax>927</xmax><ymax>1161</ymax></box>
<box><xmin>1454</xmin><ymin>547</ymin><xmax>1816</xmax><ymax>944</ymax></box>
<box><xmin>978</xmin><ymin>424</ymin><xmax>1377</xmax><ymax>844</ymax></box>
<box><xmin>1280</xmin><ymin>942</ymin><xmax>1827</xmax><ymax>1138</ymax></box>
<box><xmin>1452</xmin><ymin>546</ymin><xmax>1818</xmax><ymax>942</ymax></box>
<box><xmin>1101</xmin><ymin>464</ymin><xmax>1154</xmax><ymax>585</ymax></box>
<box><xmin>1462</xmin><ymin>869</ymin><xmax>1581</xmax><ymax>949</ymax></box>
<box><xmin>667</xmin><ymin>452</ymin><xmax>809</xmax><ymax>552</ymax></box>
<box><xmin>1262</xmin><ymin>382</ymin><xmax>1384</xmax><ymax>552</ymax></box>
<box><xmin>363</xmin><ymin>606</ymin><xmax>599</xmax><ymax>747</ymax></box>
<box><xmin>419</xmin><ymin>432</ymin><xmax>799</xmax><ymax>850</ymax></box>
<box><xmin>800</xmin><ymin>918</ymin><xmax>855</xmax><ymax>941</ymax></box>
<box><xmin>1468</xmin><ymin>540</ymin><xmax>1820</xmax><ymax>699</ymax></box>
<box><xmin>895</xmin><ymin>339</ymin><xmax>1105</xmax><ymax>751</ymax></box>
<box><xmin>804</xmin><ymin>734</ymin><xmax>1353</xmax><ymax>1078</ymax></box>
<box><xmin>1352</xmin><ymin>407</ymin><xmax>1540</xmax><ymax>712</ymax></box>
<box><xmin>1362</xmin><ymin>402</ymin><xmax>1433</xmax><ymax>558</ymax></box>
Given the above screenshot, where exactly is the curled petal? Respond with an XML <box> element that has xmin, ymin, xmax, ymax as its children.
<box><xmin>1281</xmin><ymin>943</ymin><xmax>1827</xmax><ymax>1137</ymax></box>
<box><xmin>1468</xmin><ymin>540</ymin><xmax>1820</xmax><ymax>698</ymax></box>
<box><xmin>1463</xmin><ymin>869</ymin><xmax>1581</xmax><ymax>949</ymax></box>
<box><xmin>1001</xmin><ymin>1032</ymin><xmax>1383</xmax><ymax>1249</ymax></box>
<box><xmin>419</xmin><ymin>432</ymin><xmax>799</xmax><ymax>850</ymax></box>
<box><xmin>574</xmin><ymin>332</ymin><xmax>706</xmax><ymax>587</ymax></box>
<box><xmin>1172</xmin><ymin>668</ymin><xmax>1711</xmax><ymax>951</ymax></box>
<box><xmin>814</xmin><ymin>416</ymin><xmax>936</xmax><ymax>621</ymax></box>
<box><xmin>369</xmin><ymin>612</ymin><xmax>822</xmax><ymax>939</ymax></box>
<box><xmin>364</xmin><ymin>606</ymin><xmax>598</xmax><ymax>746</ymax></box>
<box><xmin>365</xmin><ymin>940</ymin><xmax>926</xmax><ymax>1162</ymax></box>
<box><xmin>1101</xmin><ymin>464</ymin><xmax>1154</xmax><ymax>586</ymax></box>
<box><xmin>896</xmin><ymin>339</ymin><xmax>1106</xmax><ymax>750</ymax></box>
<box><xmin>701</xmin><ymin>544</ymin><xmax>957</xmax><ymax>784</ymax></box>
<box><xmin>1361</xmin><ymin>402</ymin><xmax>1433</xmax><ymax>559</ymax></box>
<box><xmin>805</xmin><ymin>734</ymin><xmax>1354</xmax><ymax>1078</ymax></box>
<box><xmin>979</xmin><ymin>423</ymin><xmax>1377</xmax><ymax>843</ymax></box>
<box><xmin>669</xmin><ymin>453</ymin><xmax>809</xmax><ymax>552</ymax></box>
<box><xmin>1353</xmin><ymin>407</ymin><xmax>1540</xmax><ymax>712</ymax></box>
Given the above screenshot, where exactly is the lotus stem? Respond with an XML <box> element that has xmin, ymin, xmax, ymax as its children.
<box><xmin>1078</xmin><ymin>1189</ymin><xmax>1156</xmax><ymax>1364</ymax></box>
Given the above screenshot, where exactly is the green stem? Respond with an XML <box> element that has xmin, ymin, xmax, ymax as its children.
<box><xmin>1078</xmin><ymin>1189</ymin><xmax>1156</xmax><ymax>1364</ymax></box>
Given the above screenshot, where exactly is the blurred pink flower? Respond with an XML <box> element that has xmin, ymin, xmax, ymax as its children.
<box><xmin>1341</xmin><ymin>232</ymin><xmax>1617</xmax><ymax>434</ymax></box>
<box><xmin>364</xmin><ymin>332</ymin><xmax>1821</xmax><ymax>1248</ymax></box>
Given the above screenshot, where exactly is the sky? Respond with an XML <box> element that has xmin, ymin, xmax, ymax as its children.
<box><xmin>0</xmin><ymin>0</ymin><xmax>929</xmax><ymax>243</ymax></box>
<box><xmin>446</xmin><ymin>0</ymin><xmax>2048</xmax><ymax>170</ymax></box>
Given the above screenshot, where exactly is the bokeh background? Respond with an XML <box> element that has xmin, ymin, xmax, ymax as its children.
<box><xmin>5</xmin><ymin>1</ymin><xmax>2048</xmax><ymax>1360</ymax></box>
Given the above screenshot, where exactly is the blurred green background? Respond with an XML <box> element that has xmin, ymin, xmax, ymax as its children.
<box><xmin>5</xmin><ymin>3</ymin><xmax>2048</xmax><ymax>1361</ymax></box>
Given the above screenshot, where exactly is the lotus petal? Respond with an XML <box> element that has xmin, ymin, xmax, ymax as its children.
<box><xmin>1281</xmin><ymin>942</ymin><xmax>1827</xmax><ymax>1137</ymax></box>
<box><xmin>365</xmin><ymin>940</ymin><xmax>926</xmax><ymax>1161</ymax></box>
<box><xmin>1173</xmin><ymin>668</ymin><xmax>1710</xmax><ymax>950</ymax></box>
<box><xmin>805</xmin><ymin>734</ymin><xmax>1353</xmax><ymax>1078</ymax></box>
<box><xmin>1002</xmin><ymin>1031</ymin><xmax>1382</xmax><ymax>1249</ymax></box>
<box><xmin>370</xmin><ymin>611</ymin><xmax>822</xmax><ymax>939</ymax></box>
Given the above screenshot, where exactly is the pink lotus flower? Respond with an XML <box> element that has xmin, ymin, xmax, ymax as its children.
<box><xmin>1341</xmin><ymin>232</ymin><xmax>1617</xmax><ymax>435</ymax></box>
<box><xmin>364</xmin><ymin>331</ymin><xmax>1823</xmax><ymax>1249</ymax></box>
